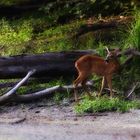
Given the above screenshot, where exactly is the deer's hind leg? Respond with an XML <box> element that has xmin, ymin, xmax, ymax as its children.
<box><xmin>73</xmin><ymin>72</ymin><xmax>88</xmax><ymax>101</ymax></box>
<box><xmin>106</xmin><ymin>75</ymin><xmax>113</xmax><ymax>98</ymax></box>
<box><xmin>81</xmin><ymin>78</ymin><xmax>92</xmax><ymax>98</ymax></box>
<box><xmin>73</xmin><ymin>75</ymin><xmax>81</xmax><ymax>102</ymax></box>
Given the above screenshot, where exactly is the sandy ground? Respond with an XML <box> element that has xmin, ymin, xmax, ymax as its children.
<box><xmin>0</xmin><ymin>102</ymin><xmax>140</xmax><ymax>140</ymax></box>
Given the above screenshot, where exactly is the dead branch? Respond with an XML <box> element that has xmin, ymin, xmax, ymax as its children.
<box><xmin>0</xmin><ymin>77</ymin><xmax>53</xmax><ymax>89</ymax></box>
<box><xmin>10</xmin><ymin>82</ymin><xmax>94</xmax><ymax>103</ymax></box>
<box><xmin>11</xmin><ymin>80</ymin><xmax>138</xmax><ymax>103</ymax></box>
<box><xmin>119</xmin><ymin>48</ymin><xmax>140</xmax><ymax>71</ymax></box>
<box><xmin>0</xmin><ymin>70</ymin><xmax>36</xmax><ymax>104</ymax></box>
<box><xmin>125</xmin><ymin>82</ymin><xmax>139</xmax><ymax>100</ymax></box>
<box><xmin>123</xmin><ymin>48</ymin><xmax>140</xmax><ymax>56</ymax></box>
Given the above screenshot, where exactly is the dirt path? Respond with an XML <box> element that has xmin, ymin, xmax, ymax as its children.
<box><xmin>0</xmin><ymin>102</ymin><xmax>140</xmax><ymax>140</ymax></box>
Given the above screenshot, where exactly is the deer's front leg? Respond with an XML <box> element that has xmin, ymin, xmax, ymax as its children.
<box><xmin>98</xmin><ymin>76</ymin><xmax>105</xmax><ymax>97</ymax></box>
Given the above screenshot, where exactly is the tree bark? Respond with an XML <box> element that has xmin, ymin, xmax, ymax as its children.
<box><xmin>0</xmin><ymin>48</ymin><xmax>139</xmax><ymax>80</ymax></box>
<box><xmin>0</xmin><ymin>50</ymin><xmax>96</xmax><ymax>79</ymax></box>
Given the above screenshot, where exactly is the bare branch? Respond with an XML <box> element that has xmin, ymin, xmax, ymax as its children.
<box><xmin>125</xmin><ymin>82</ymin><xmax>139</xmax><ymax>100</ymax></box>
<box><xmin>0</xmin><ymin>77</ymin><xmax>53</xmax><ymax>89</ymax></box>
<box><xmin>11</xmin><ymin>82</ymin><xmax>94</xmax><ymax>103</ymax></box>
<box><xmin>13</xmin><ymin>85</ymin><xmax>61</xmax><ymax>102</ymax></box>
<box><xmin>123</xmin><ymin>48</ymin><xmax>140</xmax><ymax>56</ymax></box>
<box><xmin>0</xmin><ymin>69</ymin><xmax>36</xmax><ymax>104</ymax></box>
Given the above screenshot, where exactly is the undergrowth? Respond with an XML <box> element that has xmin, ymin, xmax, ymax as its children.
<box><xmin>119</xmin><ymin>9</ymin><xmax>140</xmax><ymax>92</ymax></box>
<box><xmin>0</xmin><ymin>18</ymin><xmax>86</xmax><ymax>55</ymax></box>
<box><xmin>0</xmin><ymin>6</ymin><xmax>139</xmax><ymax>112</ymax></box>
<box><xmin>124</xmin><ymin>10</ymin><xmax>140</xmax><ymax>50</ymax></box>
<box><xmin>74</xmin><ymin>97</ymin><xmax>140</xmax><ymax>114</ymax></box>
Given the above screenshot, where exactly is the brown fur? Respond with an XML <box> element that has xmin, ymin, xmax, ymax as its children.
<box><xmin>73</xmin><ymin>49</ymin><xmax>120</xmax><ymax>101</ymax></box>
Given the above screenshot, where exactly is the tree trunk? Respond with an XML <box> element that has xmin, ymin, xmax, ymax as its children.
<box><xmin>0</xmin><ymin>50</ymin><xmax>96</xmax><ymax>79</ymax></box>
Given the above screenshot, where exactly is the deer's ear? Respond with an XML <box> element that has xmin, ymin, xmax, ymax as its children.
<box><xmin>115</xmin><ymin>48</ymin><xmax>121</xmax><ymax>57</ymax></box>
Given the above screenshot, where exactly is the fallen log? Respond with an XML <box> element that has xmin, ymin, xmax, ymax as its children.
<box><xmin>0</xmin><ymin>50</ymin><xmax>96</xmax><ymax>79</ymax></box>
<box><xmin>0</xmin><ymin>48</ymin><xmax>139</xmax><ymax>80</ymax></box>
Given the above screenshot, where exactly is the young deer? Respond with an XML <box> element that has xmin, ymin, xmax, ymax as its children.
<box><xmin>73</xmin><ymin>47</ymin><xmax>121</xmax><ymax>101</ymax></box>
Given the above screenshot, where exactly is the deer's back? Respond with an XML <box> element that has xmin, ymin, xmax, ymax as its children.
<box><xmin>75</xmin><ymin>55</ymin><xmax>119</xmax><ymax>76</ymax></box>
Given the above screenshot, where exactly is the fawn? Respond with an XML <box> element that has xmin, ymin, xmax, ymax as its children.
<box><xmin>73</xmin><ymin>47</ymin><xmax>121</xmax><ymax>101</ymax></box>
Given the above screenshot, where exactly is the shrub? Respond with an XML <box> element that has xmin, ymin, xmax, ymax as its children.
<box><xmin>0</xmin><ymin>19</ymin><xmax>33</xmax><ymax>55</ymax></box>
<box><xmin>74</xmin><ymin>97</ymin><xmax>140</xmax><ymax>114</ymax></box>
<box><xmin>124</xmin><ymin>10</ymin><xmax>140</xmax><ymax>50</ymax></box>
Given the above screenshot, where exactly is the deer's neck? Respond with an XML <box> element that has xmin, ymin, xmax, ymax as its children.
<box><xmin>108</xmin><ymin>58</ymin><xmax>120</xmax><ymax>71</ymax></box>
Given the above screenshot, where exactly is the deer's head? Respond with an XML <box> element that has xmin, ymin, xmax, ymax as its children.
<box><xmin>105</xmin><ymin>47</ymin><xmax>121</xmax><ymax>62</ymax></box>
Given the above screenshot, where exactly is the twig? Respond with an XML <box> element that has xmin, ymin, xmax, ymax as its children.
<box><xmin>65</xmin><ymin>113</ymin><xmax>108</xmax><ymax>118</ymax></box>
<box><xmin>10</xmin><ymin>117</ymin><xmax>26</xmax><ymax>124</ymax></box>
<box><xmin>76</xmin><ymin>113</ymin><xmax>108</xmax><ymax>117</ymax></box>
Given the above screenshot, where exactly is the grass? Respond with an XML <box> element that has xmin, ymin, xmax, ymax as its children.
<box><xmin>74</xmin><ymin>96</ymin><xmax>140</xmax><ymax>114</ymax></box>
<box><xmin>0</xmin><ymin>18</ymin><xmax>86</xmax><ymax>55</ymax></box>
<box><xmin>119</xmin><ymin>9</ymin><xmax>140</xmax><ymax>89</ymax></box>
<box><xmin>124</xmin><ymin>10</ymin><xmax>140</xmax><ymax>50</ymax></box>
<box><xmin>34</xmin><ymin>19</ymin><xmax>86</xmax><ymax>52</ymax></box>
<box><xmin>0</xmin><ymin>18</ymin><xmax>33</xmax><ymax>55</ymax></box>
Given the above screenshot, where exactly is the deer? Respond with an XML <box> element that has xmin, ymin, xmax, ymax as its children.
<box><xmin>73</xmin><ymin>47</ymin><xmax>121</xmax><ymax>102</ymax></box>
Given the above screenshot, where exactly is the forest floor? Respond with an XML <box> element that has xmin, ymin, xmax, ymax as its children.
<box><xmin>0</xmin><ymin>101</ymin><xmax>140</xmax><ymax>140</ymax></box>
